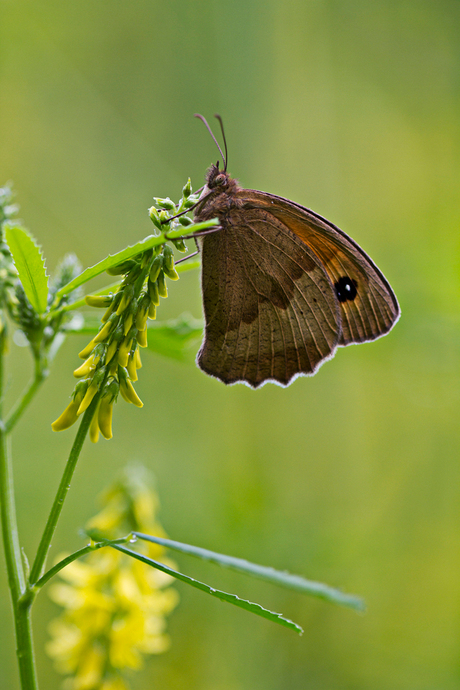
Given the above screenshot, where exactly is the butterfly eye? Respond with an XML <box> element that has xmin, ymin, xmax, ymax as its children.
<box><xmin>214</xmin><ymin>174</ymin><xmax>226</xmax><ymax>186</ymax></box>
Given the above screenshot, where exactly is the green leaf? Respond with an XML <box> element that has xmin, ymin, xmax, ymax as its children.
<box><xmin>134</xmin><ymin>533</ymin><xmax>365</xmax><ymax>612</ymax></box>
<box><xmin>4</xmin><ymin>224</ymin><xmax>49</xmax><ymax>313</ymax></box>
<box><xmin>51</xmin><ymin>258</ymin><xmax>201</xmax><ymax>317</ymax></box>
<box><xmin>53</xmin><ymin>219</ymin><xmax>216</xmax><ymax>304</ymax></box>
<box><xmin>146</xmin><ymin>313</ymin><xmax>203</xmax><ymax>361</ymax></box>
<box><xmin>110</xmin><ymin>543</ymin><xmax>303</xmax><ymax>634</ymax></box>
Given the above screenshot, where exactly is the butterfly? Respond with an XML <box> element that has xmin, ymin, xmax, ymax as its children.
<box><xmin>191</xmin><ymin>114</ymin><xmax>400</xmax><ymax>388</ymax></box>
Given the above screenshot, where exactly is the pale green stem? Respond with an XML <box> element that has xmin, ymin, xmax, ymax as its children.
<box><xmin>29</xmin><ymin>393</ymin><xmax>100</xmax><ymax>585</ymax></box>
<box><xmin>33</xmin><ymin>536</ymin><xmax>130</xmax><ymax>590</ymax></box>
<box><xmin>0</xmin><ymin>331</ymin><xmax>39</xmax><ymax>689</ymax></box>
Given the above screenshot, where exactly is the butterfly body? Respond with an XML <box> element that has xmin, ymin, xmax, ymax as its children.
<box><xmin>194</xmin><ymin>161</ymin><xmax>399</xmax><ymax>388</ymax></box>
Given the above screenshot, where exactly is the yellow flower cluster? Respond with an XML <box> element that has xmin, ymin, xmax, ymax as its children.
<box><xmin>47</xmin><ymin>467</ymin><xmax>179</xmax><ymax>690</ymax></box>
<box><xmin>51</xmin><ymin>181</ymin><xmax>198</xmax><ymax>442</ymax></box>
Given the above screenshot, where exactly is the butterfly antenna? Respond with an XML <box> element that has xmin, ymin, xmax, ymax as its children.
<box><xmin>214</xmin><ymin>114</ymin><xmax>228</xmax><ymax>172</ymax></box>
<box><xmin>194</xmin><ymin>113</ymin><xmax>226</xmax><ymax>170</ymax></box>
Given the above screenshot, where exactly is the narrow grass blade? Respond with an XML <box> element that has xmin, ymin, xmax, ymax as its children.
<box><xmin>134</xmin><ymin>533</ymin><xmax>365</xmax><ymax>612</ymax></box>
<box><xmin>110</xmin><ymin>543</ymin><xmax>303</xmax><ymax>634</ymax></box>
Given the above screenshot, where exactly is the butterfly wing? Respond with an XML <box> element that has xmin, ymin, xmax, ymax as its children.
<box><xmin>198</xmin><ymin>206</ymin><xmax>341</xmax><ymax>387</ymax></box>
<box><xmin>239</xmin><ymin>190</ymin><xmax>400</xmax><ymax>345</ymax></box>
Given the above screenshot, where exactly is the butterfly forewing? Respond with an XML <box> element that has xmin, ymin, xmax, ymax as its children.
<box><xmin>238</xmin><ymin>190</ymin><xmax>400</xmax><ymax>346</ymax></box>
<box><xmin>198</xmin><ymin>207</ymin><xmax>341</xmax><ymax>387</ymax></box>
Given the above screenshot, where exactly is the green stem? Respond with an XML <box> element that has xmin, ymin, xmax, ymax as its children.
<box><xmin>0</xmin><ymin>331</ymin><xmax>39</xmax><ymax>689</ymax></box>
<box><xmin>29</xmin><ymin>395</ymin><xmax>99</xmax><ymax>585</ymax></box>
<box><xmin>5</xmin><ymin>360</ymin><xmax>46</xmax><ymax>434</ymax></box>
<box><xmin>34</xmin><ymin>536</ymin><xmax>130</xmax><ymax>590</ymax></box>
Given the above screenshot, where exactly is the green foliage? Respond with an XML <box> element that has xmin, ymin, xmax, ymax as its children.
<box><xmin>4</xmin><ymin>225</ymin><xmax>48</xmax><ymax>314</ymax></box>
<box><xmin>134</xmin><ymin>533</ymin><xmax>365</xmax><ymax>611</ymax></box>
<box><xmin>111</xmin><ymin>543</ymin><xmax>304</xmax><ymax>634</ymax></box>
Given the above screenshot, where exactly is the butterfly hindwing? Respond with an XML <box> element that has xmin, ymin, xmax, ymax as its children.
<box><xmin>198</xmin><ymin>206</ymin><xmax>341</xmax><ymax>387</ymax></box>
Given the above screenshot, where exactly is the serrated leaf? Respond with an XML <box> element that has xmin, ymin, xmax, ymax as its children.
<box><xmin>134</xmin><ymin>533</ymin><xmax>365</xmax><ymax>612</ymax></box>
<box><xmin>110</xmin><ymin>543</ymin><xmax>303</xmax><ymax>634</ymax></box>
<box><xmin>53</xmin><ymin>219</ymin><xmax>216</xmax><ymax>303</ymax></box>
<box><xmin>4</xmin><ymin>224</ymin><xmax>49</xmax><ymax>313</ymax></box>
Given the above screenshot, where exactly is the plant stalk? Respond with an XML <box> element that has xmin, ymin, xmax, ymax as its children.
<box><xmin>29</xmin><ymin>394</ymin><xmax>99</xmax><ymax>585</ymax></box>
<box><xmin>0</xmin><ymin>330</ymin><xmax>39</xmax><ymax>689</ymax></box>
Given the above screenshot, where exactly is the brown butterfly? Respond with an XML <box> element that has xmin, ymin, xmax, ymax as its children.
<box><xmin>192</xmin><ymin>114</ymin><xmax>400</xmax><ymax>388</ymax></box>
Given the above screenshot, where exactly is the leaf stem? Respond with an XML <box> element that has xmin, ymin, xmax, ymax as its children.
<box><xmin>29</xmin><ymin>395</ymin><xmax>100</xmax><ymax>585</ymax></box>
<box><xmin>33</xmin><ymin>536</ymin><xmax>130</xmax><ymax>590</ymax></box>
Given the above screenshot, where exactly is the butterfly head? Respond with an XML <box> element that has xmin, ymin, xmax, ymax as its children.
<box><xmin>206</xmin><ymin>163</ymin><xmax>231</xmax><ymax>190</ymax></box>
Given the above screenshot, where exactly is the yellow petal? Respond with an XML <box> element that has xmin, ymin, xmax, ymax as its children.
<box><xmin>120</xmin><ymin>379</ymin><xmax>143</xmax><ymax>408</ymax></box>
<box><xmin>51</xmin><ymin>401</ymin><xmax>80</xmax><ymax>432</ymax></box>
<box><xmin>136</xmin><ymin>328</ymin><xmax>148</xmax><ymax>348</ymax></box>
<box><xmin>98</xmin><ymin>398</ymin><xmax>114</xmax><ymax>439</ymax></box>
<box><xmin>127</xmin><ymin>356</ymin><xmax>138</xmax><ymax>382</ymax></box>
<box><xmin>77</xmin><ymin>384</ymin><xmax>98</xmax><ymax>415</ymax></box>
<box><xmin>89</xmin><ymin>403</ymin><xmax>100</xmax><ymax>443</ymax></box>
<box><xmin>78</xmin><ymin>338</ymin><xmax>97</xmax><ymax>360</ymax></box>
<box><xmin>73</xmin><ymin>355</ymin><xmax>96</xmax><ymax>378</ymax></box>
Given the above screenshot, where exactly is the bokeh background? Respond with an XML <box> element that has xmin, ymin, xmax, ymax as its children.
<box><xmin>1</xmin><ymin>1</ymin><xmax>460</xmax><ymax>688</ymax></box>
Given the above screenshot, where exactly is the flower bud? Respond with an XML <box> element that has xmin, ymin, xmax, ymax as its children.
<box><xmin>141</xmin><ymin>248</ymin><xmax>154</xmax><ymax>269</ymax></box>
<box><xmin>127</xmin><ymin>355</ymin><xmax>138</xmax><ymax>381</ymax></box>
<box><xmin>157</xmin><ymin>271</ymin><xmax>168</xmax><ymax>298</ymax></box>
<box><xmin>74</xmin><ymin>354</ymin><xmax>97</xmax><ymax>378</ymax></box>
<box><xmin>182</xmin><ymin>178</ymin><xmax>192</xmax><ymax>198</ymax></box>
<box><xmin>119</xmin><ymin>376</ymin><xmax>143</xmax><ymax>408</ymax></box>
<box><xmin>156</xmin><ymin>197</ymin><xmax>176</xmax><ymax>211</ymax></box>
<box><xmin>163</xmin><ymin>245</ymin><xmax>174</xmax><ymax>271</ymax></box>
<box><xmin>136</xmin><ymin>328</ymin><xmax>148</xmax><ymax>348</ymax></box>
<box><xmin>85</xmin><ymin>294</ymin><xmax>113</xmax><ymax>308</ymax></box>
<box><xmin>89</xmin><ymin>403</ymin><xmax>100</xmax><ymax>443</ymax></box>
<box><xmin>148</xmin><ymin>279</ymin><xmax>160</xmax><ymax>306</ymax></box>
<box><xmin>51</xmin><ymin>401</ymin><xmax>80</xmax><ymax>432</ymax></box>
<box><xmin>77</xmin><ymin>382</ymin><xmax>99</xmax><ymax>416</ymax></box>
<box><xmin>159</xmin><ymin>210</ymin><xmax>170</xmax><ymax>225</ymax></box>
<box><xmin>105</xmin><ymin>340</ymin><xmax>119</xmax><ymax>364</ymax></box>
<box><xmin>149</xmin><ymin>256</ymin><xmax>163</xmax><ymax>284</ymax></box>
<box><xmin>106</xmin><ymin>260</ymin><xmax>137</xmax><ymax>276</ymax></box>
<box><xmin>98</xmin><ymin>398</ymin><xmax>114</xmax><ymax>440</ymax></box>
<box><xmin>78</xmin><ymin>337</ymin><xmax>97</xmax><ymax>360</ymax></box>
<box><xmin>149</xmin><ymin>206</ymin><xmax>162</xmax><ymax>231</ymax></box>
<box><xmin>172</xmin><ymin>237</ymin><xmax>187</xmax><ymax>252</ymax></box>
<box><xmin>116</xmin><ymin>284</ymin><xmax>134</xmax><ymax>315</ymax></box>
<box><xmin>163</xmin><ymin>264</ymin><xmax>179</xmax><ymax>281</ymax></box>
<box><xmin>179</xmin><ymin>215</ymin><xmax>193</xmax><ymax>226</ymax></box>
<box><xmin>94</xmin><ymin>313</ymin><xmax>118</xmax><ymax>343</ymax></box>
<box><xmin>135</xmin><ymin>294</ymin><xmax>150</xmax><ymax>331</ymax></box>
<box><xmin>117</xmin><ymin>336</ymin><xmax>133</xmax><ymax>368</ymax></box>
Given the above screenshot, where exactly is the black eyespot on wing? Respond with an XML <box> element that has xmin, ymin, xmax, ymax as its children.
<box><xmin>335</xmin><ymin>276</ymin><xmax>358</xmax><ymax>302</ymax></box>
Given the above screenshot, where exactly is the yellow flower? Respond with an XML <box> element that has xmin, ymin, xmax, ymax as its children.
<box><xmin>51</xmin><ymin>400</ymin><xmax>81</xmax><ymax>432</ymax></box>
<box><xmin>136</xmin><ymin>327</ymin><xmax>148</xmax><ymax>348</ymax></box>
<box><xmin>119</xmin><ymin>377</ymin><xmax>143</xmax><ymax>407</ymax></box>
<box><xmin>47</xmin><ymin>468</ymin><xmax>178</xmax><ymax>689</ymax></box>
<box><xmin>52</xmin><ymin>383</ymin><xmax>87</xmax><ymax>433</ymax></box>
<box><xmin>73</xmin><ymin>354</ymin><xmax>98</xmax><ymax>379</ymax></box>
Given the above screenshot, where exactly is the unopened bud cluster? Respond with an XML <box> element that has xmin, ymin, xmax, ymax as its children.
<box><xmin>52</xmin><ymin>179</ymin><xmax>199</xmax><ymax>441</ymax></box>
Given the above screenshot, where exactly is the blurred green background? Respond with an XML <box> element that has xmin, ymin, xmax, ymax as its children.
<box><xmin>1</xmin><ymin>1</ymin><xmax>460</xmax><ymax>688</ymax></box>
